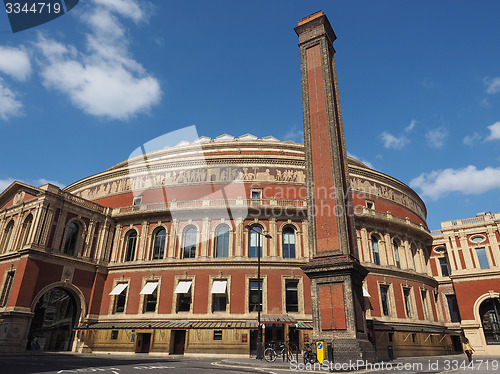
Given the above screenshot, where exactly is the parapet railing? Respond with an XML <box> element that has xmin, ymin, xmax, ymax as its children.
<box><xmin>113</xmin><ymin>198</ymin><xmax>307</xmax><ymax>215</ymax></box>
<box><xmin>353</xmin><ymin>206</ymin><xmax>429</xmax><ymax>233</ymax></box>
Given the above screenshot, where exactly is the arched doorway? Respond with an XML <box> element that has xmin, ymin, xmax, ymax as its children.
<box><xmin>27</xmin><ymin>287</ymin><xmax>78</xmax><ymax>351</ymax></box>
<box><xmin>480</xmin><ymin>298</ymin><xmax>500</xmax><ymax>346</ymax></box>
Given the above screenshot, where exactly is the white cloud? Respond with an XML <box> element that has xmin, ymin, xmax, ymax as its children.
<box><xmin>283</xmin><ymin>125</ymin><xmax>304</xmax><ymax>143</ymax></box>
<box><xmin>380</xmin><ymin>131</ymin><xmax>409</xmax><ymax>150</ymax></box>
<box><xmin>0</xmin><ymin>178</ymin><xmax>15</xmax><ymax>193</ymax></box>
<box><xmin>463</xmin><ymin>132</ymin><xmax>482</xmax><ymax>145</ymax></box>
<box><xmin>0</xmin><ymin>46</ymin><xmax>31</xmax><ymax>81</ymax></box>
<box><xmin>347</xmin><ymin>152</ymin><xmax>374</xmax><ymax>169</ymax></box>
<box><xmin>410</xmin><ymin>165</ymin><xmax>500</xmax><ymax>200</ymax></box>
<box><xmin>36</xmin><ymin>178</ymin><xmax>65</xmax><ymax>189</ymax></box>
<box><xmin>484</xmin><ymin>77</ymin><xmax>500</xmax><ymax>94</ymax></box>
<box><xmin>425</xmin><ymin>127</ymin><xmax>448</xmax><ymax>149</ymax></box>
<box><xmin>485</xmin><ymin>121</ymin><xmax>500</xmax><ymax>141</ymax></box>
<box><xmin>0</xmin><ymin>79</ymin><xmax>23</xmax><ymax>120</ymax></box>
<box><xmin>405</xmin><ymin>120</ymin><xmax>416</xmax><ymax>133</ymax></box>
<box><xmin>34</xmin><ymin>0</ymin><xmax>161</xmax><ymax>120</ymax></box>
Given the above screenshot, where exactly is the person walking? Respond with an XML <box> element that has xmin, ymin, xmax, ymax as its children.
<box><xmin>461</xmin><ymin>334</ymin><xmax>474</xmax><ymax>363</ymax></box>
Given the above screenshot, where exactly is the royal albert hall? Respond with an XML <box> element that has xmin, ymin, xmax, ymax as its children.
<box><xmin>0</xmin><ymin>134</ymin><xmax>462</xmax><ymax>358</ymax></box>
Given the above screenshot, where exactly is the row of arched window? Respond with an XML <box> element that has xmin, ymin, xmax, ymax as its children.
<box><xmin>369</xmin><ymin>234</ymin><xmax>428</xmax><ymax>273</ymax></box>
<box><xmin>0</xmin><ymin>214</ymin><xmax>33</xmax><ymax>254</ymax></box>
<box><xmin>120</xmin><ymin>224</ymin><xmax>298</xmax><ymax>262</ymax></box>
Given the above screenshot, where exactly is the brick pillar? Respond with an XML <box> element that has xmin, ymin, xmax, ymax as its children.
<box><xmin>295</xmin><ymin>11</ymin><xmax>376</xmax><ymax>363</ymax></box>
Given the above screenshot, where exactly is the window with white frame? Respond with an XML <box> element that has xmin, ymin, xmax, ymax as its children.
<box><xmin>174</xmin><ymin>280</ymin><xmax>192</xmax><ymax>312</ymax></box>
<box><xmin>0</xmin><ymin>221</ymin><xmax>14</xmax><ymax>254</ymax></box>
<box><xmin>211</xmin><ymin>280</ymin><xmax>227</xmax><ymax>312</ymax></box>
<box><xmin>421</xmin><ymin>289</ymin><xmax>429</xmax><ymax>320</ymax></box>
<box><xmin>282</xmin><ymin>227</ymin><xmax>296</xmax><ymax>259</ymax></box>
<box><xmin>152</xmin><ymin>228</ymin><xmax>166</xmax><ymax>260</ymax></box>
<box><xmin>124</xmin><ymin>231</ymin><xmax>137</xmax><ymax>262</ymax></box>
<box><xmin>19</xmin><ymin>214</ymin><xmax>33</xmax><ymax>249</ymax></box>
<box><xmin>140</xmin><ymin>281</ymin><xmax>159</xmax><ymax>313</ymax></box>
<box><xmin>251</xmin><ymin>189</ymin><xmax>262</xmax><ymax>205</ymax></box>
<box><xmin>475</xmin><ymin>247</ymin><xmax>489</xmax><ymax>269</ymax></box>
<box><xmin>249</xmin><ymin>279</ymin><xmax>262</xmax><ymax>312</ymax></box>
<box><xmin>403</xmin><ymin>288</ymin><xmax>412</xmax><ymax>318</ymax></box>
<box><xmin>393</xmin><ymin>240</ymin><xmax>401</xmax><ymax>268</ymax></box>
<box><xmin>249</xmin><ymin>226</ymin><xmax>263</xmax><ymax>258</ymax></box>
<box><xmin>0</xmin><ymin>270</ymin><xmax>15</xmax><ymax>307</ymax></box>
<box><xmin>182</xmin><ymin>227</ymin><xmax>197</xmax><ymax>259</ymax></box>
<box><xmin>439</xmin><ymin>257</ymin><xmax>450</xmax><ymax>276</ymax></box>
<box><xmin>109</xmin><ymin>283</ymin><xmax>128</xmax><ymax>314</ymax></box>
<box><xmin>285</xmin><ymin>280</ymin><xmax>299</xmax><ymax>313</ymax></box>
<box><xmin>371</xmin><ymin>235</ymin><xmax>380</xmax><ymax>265</ymax></box>
<box><xmin>446</xmin><ymin>294</ymin><xmax>461</xmax><ymax>323</ymax></box>
<box><xmin>215</xmin><ymin>225</ymin><xmax>230</xmax><ymax>258</ymax></box>
<box><xmin>380</xmin><ymin>285</ymin><xmax>390</xmax><ymax>316</ymax></box>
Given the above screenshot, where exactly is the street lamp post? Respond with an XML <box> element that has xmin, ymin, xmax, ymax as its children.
<box><xmin>245</xmin><ymin>224</ymin><xmax>272</xmax><ymax>360</ymax></box>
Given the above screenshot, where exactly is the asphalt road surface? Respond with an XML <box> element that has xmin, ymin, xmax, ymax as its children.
<box><xmin>0</xmin><ymin>353</ymin><xmax>499</xmax><ymax>374</ymax></box>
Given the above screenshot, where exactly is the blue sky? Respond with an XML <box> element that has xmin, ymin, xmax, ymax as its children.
<box><xmin>1</xmin><ymin>0</ymin><xmax>500</xmax><ymax>230</ymax></box>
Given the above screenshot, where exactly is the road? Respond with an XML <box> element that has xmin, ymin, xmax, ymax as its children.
<box><xmin>0</xmin><ymin>353</ymin><xmax>499</xmax><ymax>374</ymax></box>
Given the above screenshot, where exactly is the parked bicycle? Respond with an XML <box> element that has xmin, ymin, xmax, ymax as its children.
<box><xmin>264</xmin><ymin>340</ymin><xmax>293</xmax><ymax>362</ymax></box>
<box><xmin>303</xmin><ymin>341</ymin><xmax>317</xmax><ymax>364</ymax></box>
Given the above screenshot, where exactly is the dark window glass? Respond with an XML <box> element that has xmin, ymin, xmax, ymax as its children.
<box><xmin>480</xmin><ymin>298</ymin><xmax>500</xmax><ymax>345</ymax></box>
<box><xmin>183</xmin><ymin>227</ymin><xmax>197</xmax><ymax>259</ymax></box>
<box><xmin>439</xmin><ymin>257</ymin><xmax>450</xmax><ymax>276</ymax></box>
<box><xmin>152</xmin><ymin>228</ymin><xmax>166</xmax><ymax>260</ymax></box>
<box><xmin>0</xmin><ymin>221</ymin><xmax>14</xmax><ymax>253</ymax></box>
<box><xmin>0</xmin><ymin>271</ymin><xmax>15</xmax><ymax>307</ymax></box>
<box><xmin>251</xmin><ymin>190</ymin><xmax>261</xmax><ymax>205</ymax></box>
<box><xmin>285</xmin><ymin>281</ymin><xmax>299</xmax><ymax>313</ymax></box>
<box><xmin>249</xmin><ymin>226</ymin><xmax>262</xmax><ymax>258</ymax></box>
<box><xmin>388</xmin><ymin>333</ymin><xmax>393</xmax><ymax>342</ymax></box>
<box><xmin>124</xmin><ymin>231</ymin><xmax>137</xmax><ymax>262</ymax></box>
<box><xmin>380</xmin><ymin>286</ymin><xmax>390</xmax><ymax>316</ymax></box>
<box><xmin>282</xmin><ymin>227</ymin><xmax>296</xmax><ymax>259</ymax></box>
<box><xmin>446</xmin><ymin>294</ymin><xmax>461</xmax><ymax>323</ymax></box>
<box><xmin>63</xmin><ymin>222</ymin><xmax>80</xmax><ymax>255</ymax></box>
<box><xmin>403</xmin><ymin>288</ymin><xmax>412</xmax><ymax>318</ymax></box>
<box><xmin>411</xmin><ymin>245</ymin><xmax>417</xmax><ymax>271</ymax></box>
<box><xmin>177</xmin><ymin>293</ymin><xmax>191</xmax><ymax>312</ymax></box>
<box><xmin>394</xmin><ymin>241</ymin><xmax>401</xmax><ymax>268</ymax></box>
<box><xmin>114</xmin><ymin>287</ymin><xmax>127</xmax><ymax>313</ymax></box>
<box><xmin>144</xmin><ymin>289</ymin><xmax>157</xmax><ymax>313</ymax></box>
<box><xmin>421</xmin><ymin>290</ymin><xmax>429</xmax><ymax>319</ymax></box>
<box><xmin>212</xmin><ymin>294</ymin><xmax>227</xmax><ymax>312</ymax></box>
<box><xmin>249</xmin><ymin>280</ymin><xmax>262</xmax><ymax>312</ymax></box>
<box><xmin>371</xmin><ymin>236</ymin><xmax>380</xmax><ymax>265</ymax></box>
<box><xmin>20</xmin><ymin>215</ymin><xmax>33</xmax><ymax>247</ymax></box>
<box><xmin>215</xmin><ymin>226</ymin><xmax>230</xmax><ymax>258</ymax></box>
<box><xmin>111</xmin><ymin>330</ymin><xmax>118</xmax><ymax>340</ymax></box>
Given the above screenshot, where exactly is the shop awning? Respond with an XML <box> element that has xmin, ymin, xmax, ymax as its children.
<box><xmin>296</xmin><ymin>322</ymin><xmax>314</xmax><ymax>330</ymax></box>
<box><xmin>140</xmin><ymin>281</ymin><xmax>159</xmax><ymax>295</ymax></box>
<box><xmin>362</xmin><ymin>287</ymin><xmax>371</xmax><ymax>297</ymax></box>
<box><xmin>174</xmin><ymin>281</ymin><xmax>192</xmax><ymax>294</ymax></box>
<box><xmin>74</xmin><ymin>320</ymin><xmax>259</xmax><ymax>331</ymax></box>
<box><xmin>109</xmin><ymin>283</ymin><xmax>128</xmax><ymax>295</ymax></box>
<box><xmin>211</xmin><ymin>280</ymin><xmax>227</xmax><ymax>294</ymax></box>
<box><xmin>260</xmin><ymin>316</ymin><xmax>297</xmax><ymax>324</ymax></box>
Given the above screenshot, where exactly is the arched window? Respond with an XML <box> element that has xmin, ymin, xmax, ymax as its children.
<box><xmin>63</xmin><ymin>222</ymin><xmax>80</xmax><ymax>256</ymax></box>
<box><xmin>282</xmin><ymin>227</ymin><xmax>296</xmax><ymax>259</ymax></box>
<box><xmin>410</xmin><ymin>244</ymin><xmax>417</xmax><ymax>271</ymax></box>
<box><xmin>20</xmin><ymin>214</ymin><xmax>33</xmax><ymax>248</ymax></box>
<box><xmin>182</xmin><ymin>227</ymin><xmax>197</xmax><ymax>259</ymax></box>
<box><xmin>371</xmin><ymin>235</ymin><xmax>380</xmax><ymax>265</ymax></box>
<box><xmin>249</xmin><ymin>225</ymin><xmax>263</xmax><ymax>258</ymax></box>
<box><xmin>0</xmin><ymin>221</ymin><xmax>14</xmax><ymax>254</ymax></box>
<box><xmin>152</xmin><ymin>228</ymin><xmax>166</xmax><ymax>260</ymax></box>
<box><xmin>480</xmin><ymin>298</ymin><xmax>500</xmax><ymax>345</ymax></box>
<box><xmin>393</xmin><ymin>240</ymin><xmax>401</xmax><ymax>268</ymax></box>
<box><xmin>124</xmin><ymin>231</ymin><xmax>137</xmax><ymax>262</ymax></box>
<box><xmin>215</xmin><ymin>225</ymin><xmax>230</xmax><ymax>258</ymax></box>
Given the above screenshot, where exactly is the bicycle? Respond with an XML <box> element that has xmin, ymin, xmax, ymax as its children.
<box><xmin>264</xmin><ymin>340</ymin><xmax>293</xmax><ymax>362</ymax></box>
<box><xmin>303</xmin><ymin>341</ymin><xmax>317</xmax><ymax>364</ymax></box>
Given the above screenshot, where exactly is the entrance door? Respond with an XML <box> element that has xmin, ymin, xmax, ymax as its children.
<box><xmin>173</xmin><ymin>330</ymin><xmax>185</xmax><ymax>354</ymax></box>
<box><xmin>136</xmin><ymin>333</ymin><xmax>151</xmax><ymax>353</ymax></box>
<box><xmin>27</xmin><ymin>287</ymin><xmax>77</xmax><ymax>351</ymax></box>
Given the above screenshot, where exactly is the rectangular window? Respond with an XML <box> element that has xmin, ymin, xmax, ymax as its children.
<box><xmin>446</xmin><ymin>294</ymin><xmax>461</xmax><ymax>323</ymax></box>
<box><xmin>380</xmin><ymin>286</ymin><xmax>390</xmax><ymax>316</ymax></box>
<box><xmin>214</xmin><ymin>330</ymin><xmax>223</xmax><ymax>340</ymax></box>
<box><xmin>109</xmin><ymin>283</ymin><xmax>128</xmax><ymax>314</ymax></box>
<box><xmin>285</xmin><ymin>281</ymin><xmax>299</xmax><ymax>313</ymax></box>
<box><xmin>249</xmin><ymin>280</ymin><xmax>262</xmax><ymax>312</ymax></box>
<box><xmin>111</xmin><ymin>330</ymin><xmax>119</xmax><ymax>340</ymax></box>
<box><xmin>0</xmin><ymin>271</ymin><xmax>15</xmax><ymax>307</ymax></box>
<box><xmin>476</xmin><ymin>247</ymin><xmax>490</xmax><ymax>269</ymax></box>
<box><xmin>403</xmin><ymin>288</ymin><xmax>412</xmax><ymax>318</ymax></box>
<box><xmin>140</xmin><ymin>281</ymin><xmax>159</xmax><ymax>313</ymax></box>
<box><xmin>421</xmin><ymin>290</ymin><xmax>429</xmax><ymax>320</ymax></box>
<box><xmin>211</xmin><ymin>280</ymin><xmax>228</xmax><ymax>312</ymax></box>
<box><xmin>251</xmin><ymin>190</ymin><xmax>262</xmax><ymax>205</ymax></box>
<box><xmin>365</xmin><ymin>200</ymin><xmax>374</xmax><ymax>210</ymax></box>
<box><xmin>439</xmin><ymin>257</ymin><xmax>450</xmax><ymax>276</ymax></box>
<box><xmin>174</xmin><ymin>280</ymin><xmax>192</xmax><ymax>313</ymax></box>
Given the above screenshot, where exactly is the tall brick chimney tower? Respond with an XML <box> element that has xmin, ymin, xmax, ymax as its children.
<box><xmin>295</xmin><ymin>11</ymin><xmax>376</xmax><ymax>362</ymax></box>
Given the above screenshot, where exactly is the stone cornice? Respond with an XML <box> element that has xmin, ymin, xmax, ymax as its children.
<box><xmin>363</xmin><ymin>263</ymin><xmax>438</xmax><ymax>287</ymax></box>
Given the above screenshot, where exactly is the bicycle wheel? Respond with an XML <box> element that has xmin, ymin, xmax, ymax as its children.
<box><xmin>264</xmin><ymin>347</ymin><xmax>277</xmax><ymax>362</ymax></box>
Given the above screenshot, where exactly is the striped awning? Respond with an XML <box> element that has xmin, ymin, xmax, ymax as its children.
<box><xmin>296</xmin><ymin>322</ymin><xmax>313</xmax><ymax>330</ymax></box>
<box><xmin>260</xmin><ymin>316</ymin><xmax>297</xmax><ymax>324</ymax></box>
<box><xmin>74</xmin><ymin>320</ymin><xmax>258</xmax><ymax>331</ymax></box>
